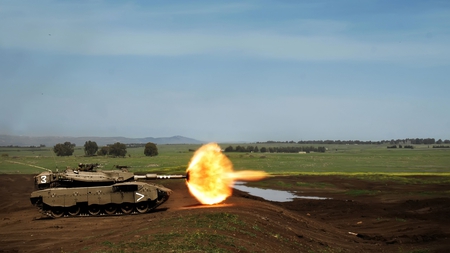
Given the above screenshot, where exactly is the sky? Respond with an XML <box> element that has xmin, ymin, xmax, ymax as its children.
<box><xmin>1</xmin><ymin>0</ymin><xmax>449</xmax><ymax>143</ymax></box>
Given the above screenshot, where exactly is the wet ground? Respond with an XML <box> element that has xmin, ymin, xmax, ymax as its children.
<box><xmin>0</xmin><ymin>174</ymin><xmax>449</xmax><ymax>252</ymax></box>
<box><xmin>233</xmin><ymin>181</ymin><xmax>328</xmax><ymax>201</ymax></box>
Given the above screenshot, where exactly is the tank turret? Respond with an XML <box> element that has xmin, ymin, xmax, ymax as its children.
<box><xmin>30</xmin><ymin>164</ymin><xmax>187</xmax><ymax>218</ymax></box>
<box><xmin>33</xmin><ymin>163</ymin><xmax>186</xmax><ymax>189</ymax></box>
<box><xmin>34</xmin><ymin>164</ymin><xmax>134</xmax><ymax>189</ymax></box>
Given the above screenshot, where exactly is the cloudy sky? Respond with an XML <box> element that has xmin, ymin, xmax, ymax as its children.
<box><xmin>1</xmin><ymin>0</ymin><xmax>449</xmax><ymax>142</ymax></box>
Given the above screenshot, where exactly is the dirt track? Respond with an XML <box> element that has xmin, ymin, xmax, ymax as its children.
<box><xmin>0</xmin><ymin>174</ymin><xmax>449</xmax><ymax>252</ymax></box>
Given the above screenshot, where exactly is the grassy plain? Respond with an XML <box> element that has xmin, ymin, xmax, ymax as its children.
<box><xmin>0</xmin><ymin>143</ymin><xmax>449</xmax><ymax>175</ymax></box>
<box><xmin>1</xmin><ymin>144</ymin><xmax>449</xmax><ymax>253</ymax></box>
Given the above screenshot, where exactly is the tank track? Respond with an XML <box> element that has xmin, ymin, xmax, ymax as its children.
<box><xmin>34</xmin><ymin>195</ymin><xmax>170</xmax><ymax>218</ymax></box>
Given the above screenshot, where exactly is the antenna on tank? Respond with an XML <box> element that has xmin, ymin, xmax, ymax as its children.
<box><xmin>51</xmin><ymin>146</ymin><xmax>58</xmax><ymax>171</ymax></box>
<box><xmin>6</xmin><ymin>160</ymin><xmax>52</xmax><ymax>172</ymax></box>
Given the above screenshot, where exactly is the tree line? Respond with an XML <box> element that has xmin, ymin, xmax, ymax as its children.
<box><xmin>224</xmin><ymin>145</ymin><xmax>326</xmax><ymax>153</ymax></box>
<box><xmin>52</xmin><ymin>141</ymin><xmax>158</xmax><ymax>157</ymax></box>
<box><xmin>387</xmin><ymin>145</ymin><xmax>414</xmax><ymax>149</ymax></box>
<box><xmin>259</xmin><ymin>138</ymin><xmax>450</xmax><ymax>145</ymax></box>
<box><xmin>1</xmin><ymin>144</ymin><xmax>46</xmax><ymax>148</ymax></box>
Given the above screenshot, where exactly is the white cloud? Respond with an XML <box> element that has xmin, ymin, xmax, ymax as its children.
<box><xmin>1</xmin><ymin>1</ymin><xmax>449</xmax><ymax>66</ymax></box>
<box><xmin>2</xmin><ymin>26</ymin><xmax>449</xmax><ymax>66</ymax></box>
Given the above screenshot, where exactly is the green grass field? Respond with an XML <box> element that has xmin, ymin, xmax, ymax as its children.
<box><xmin>2</xmin><ymin>143</ymin><xmax>448</xmax><ymax>253</ymax></box>
<box><xmin>1</xmin><ymin>143</ymin><xmax>449</xmax><ymax>175</ymax></box>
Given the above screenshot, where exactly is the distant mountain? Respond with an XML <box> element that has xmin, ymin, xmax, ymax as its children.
<box><xmin>0</xmin><ymin>134</ymin><xmax>203</xmax><ymax>147</ymax></box>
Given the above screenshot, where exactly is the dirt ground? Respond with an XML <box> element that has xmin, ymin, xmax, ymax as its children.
<box><xmin>0</xmin><ymin>174</ymin><xmax>449</xmax><ymax>253</ymax></box>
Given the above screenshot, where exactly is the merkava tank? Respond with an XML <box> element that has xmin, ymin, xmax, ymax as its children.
<box><xmin>30</xmin><ymin>164</ymin><xmax>187</xmax><ymax>218</ymax></box>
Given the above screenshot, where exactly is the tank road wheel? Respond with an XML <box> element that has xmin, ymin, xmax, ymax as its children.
<box><xmin>68</xmin><ymin>205</ymin><xmax>80</xmax><ymax>216</ymax></box>
<box><xmin>88</xmin><ymin>205</ymin><xmax>101</xmax><ymax>216</ymax></box>
<box><xmin>136</xmin><ymin>201</ymin><xmax>149</xmax><ymax>214</ymax></box>
<box><xmin>120</xmin><ymin>203</ymin><xmax>134</xmax><ymax>214</ymax></box>
<box><xmin>51</xmin><ymin>207</ymin><xmax>65</xmax><ymax>218</ymax></box>
<box><xmin>104</xmin><ymin>204</ymin><xmax>117</xmax><ymax>215</ymax></box>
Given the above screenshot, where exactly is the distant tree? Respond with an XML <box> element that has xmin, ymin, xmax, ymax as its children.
<box><xmin>260</xmin><ymin>147</ymin><xmax>267</xmax><ymax>153</ymax></box>
<box><xmin>436</xmin><ymin>139</ymin><xmax>443</xmax><ymax>144</ymax></box>
<box><xmin>84</xmin><ymin>140</ymin><xmax>98</xmax><ymax>156</ymax></box>
<box><xmin>317</xmin><ymin>146</ymin><xmax>326</xmax><ymax>153</ymax></box>
<box><xmin>235</xmin><ymin>145</ymin><xmax>244</xmax><ymax>152</ymax></box>
<box><xmin>97</xmin><ymin>146</ymin><xmax>109</xmax><ymax>156</ymax></box>
<box><xmin>423</xmin><ymin>138</ymin><xmax>435</xmax><ymax>145</ymax></box>
<box><xmin>53</xmin><ymin>141</ymin><xmax>75</xmax><ymax>156</ymax></box>
<box><xmin>109</xmin><ymin>142</ymin><xmax>127</xmax><ymax>157</ymax></box>
<box><xmin>224</xmin><ymin>146</ymin><xmax>234</xmax><ymax>152</ymax></box>
<box><xmin>254</xmin><ymin>146</ymin><xmax>259</xmax><ymax>152</ymax></box>
<box><xmin>144</xmin><ymin>142</ymin><xmax>158</xmax><ymax>157</ymax></box>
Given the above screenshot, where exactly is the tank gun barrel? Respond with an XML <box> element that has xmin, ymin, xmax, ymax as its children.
<box><xmin>134</xmin><ymin>174</ymin><xmax>187</xmax><ymax>180</ymax></box>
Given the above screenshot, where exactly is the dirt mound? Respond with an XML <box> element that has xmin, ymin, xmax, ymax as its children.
<box><xmin>0</xmin><ymin>174</ymin><xmax>449</xmax><ymax>252</ymax></box>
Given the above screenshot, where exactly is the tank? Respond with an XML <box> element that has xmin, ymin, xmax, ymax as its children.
<box><xmin>30</xmin><ymin>164</ymin><xmax>187</xmax><ymax>218</ymax></box>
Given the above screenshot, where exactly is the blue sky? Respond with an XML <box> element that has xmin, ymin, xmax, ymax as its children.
<box><xmin>1</xmin><ymin>0</ymin><xmax>449</xmax><ymax>142</ymax></box>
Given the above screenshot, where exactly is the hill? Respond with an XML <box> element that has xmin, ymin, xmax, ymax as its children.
<box><xmin>0</xmin><ymin>134</ymin><xmax>203</xmax><ymax>147</ymax></box>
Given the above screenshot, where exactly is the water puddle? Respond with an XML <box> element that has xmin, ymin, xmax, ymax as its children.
<box><xmin>233</xmin><ymin>182</ymin><xmax>329</xmax><ymax>202</ymax></box>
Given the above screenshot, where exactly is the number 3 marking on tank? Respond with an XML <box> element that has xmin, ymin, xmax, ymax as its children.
<box><xmin>136</xmin><ymin>192</ymin><xmax>144</xmax><ymax>201</ymax></box>
<box><xmin>40</xmin><ymin>175</ymin><xmax>47</xmax><ymax>183</ymax></box>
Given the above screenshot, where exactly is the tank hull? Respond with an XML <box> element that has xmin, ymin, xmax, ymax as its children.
<box><xmin>30</xmin><ymin>181</ymin><xmax>172</xmax><ymax>218</ymax></box>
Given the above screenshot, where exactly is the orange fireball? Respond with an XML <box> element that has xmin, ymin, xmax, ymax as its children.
<box><xmin>186</xmin><ymin>143</ymin><xmax>267</xmax><ymax>205</ymax></box>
